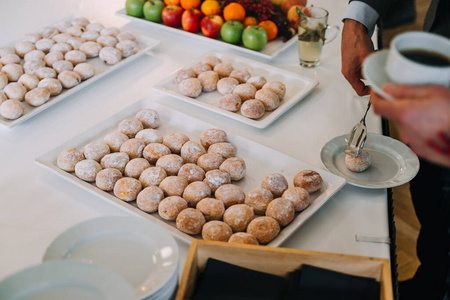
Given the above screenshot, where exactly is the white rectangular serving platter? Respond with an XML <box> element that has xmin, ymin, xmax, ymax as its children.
<box><xmin>153</xmin><ymin>50</ymin><xmax>318</xmax><ymax>129</ymax></box>
<box><xmin>0</xmin><ymin>16</ymin><xmax>160</xmax><ymax>128</ymax></box>
<box><xmin>116</xmin><ymin>8</ymin><xmax>297</xmax><ymax>60</ymax></box>
<box><xmin>36</xmin><ymin>98</ymin><xmax>346</xmax><ymax>247</ymax></box>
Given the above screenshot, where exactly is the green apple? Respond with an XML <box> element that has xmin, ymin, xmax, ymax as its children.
<box><xmin>126</xmin><ymin>0</ymin><xmax>146</xmax><ymax>18</ymax></box>
<box><xmin>143</xmin><ymin>0</ymin><xmax>165</xmax><ymax>22</ymax></box>
<box><xmin>242</xmin><ymin>25</ymin><xmax>268</xmax><ymax>51</ymax></box>
<box><xmin>220</xmin><ymin>20</ymin><xmax>244</xmax><ymax>44</ymax></box>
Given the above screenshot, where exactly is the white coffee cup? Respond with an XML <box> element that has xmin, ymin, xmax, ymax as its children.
<box><xmin>386</xmin><ymin>31</ymin><xmax>450</xmax><ymax>87</ymax></box>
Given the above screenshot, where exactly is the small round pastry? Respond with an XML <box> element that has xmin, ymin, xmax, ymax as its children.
<box><xmin>136</xmin><ymin>186</ymin><xmax>164</xmax><ymax>213</ymax></box>
<box><xmin>124</xmin><ymin>158</ymin><xmax>150</xmax><ymax>178</ymax></box>
<box><xmin>65</xmin><ymin>50</ymin><xmax>87</xmax><ymax>65</ymax></box>
<box><xmin>135</xmin><ymin>129</ymin><xmax>163</xmax><ymax>144</ymax></box>
<box><xmin>233</xmin><ymin>83</ymin><xmax>257</xmax><ymax>101</ymax></box>
<box><xmin>177</xmin><ymin>163</ymin><xmax>205</xmax><ymax>183</ymax></box>
<box><xmin>143</xmin><ymin>143</ymin><xmax>171</xmax><ymax>164</ymax></box>
<box><xmin>163</xmin><ymin>133</ymin><xmax>190</xmax><ymax>154</ymax></box>
<box><xmin>197</xmin><ymin>153</ymin><xmax>225</xmax><ymax>172</ymax></box>
<box><xmin>15</xmin><ymin>41</ymin><xmax>36</xmax><ymax>57</ymax></box>
<box><xmin>215</xmin><ymin>184</ymin><xmax>245</xmax><ymax>208</ymax></box>
<box><xmin>202</xmin><ymin>221</ymin><xmax>233</xmax><ymax>241</ymax></box>
<box><xmin>176</xmin><ymin>208</ymin><xmax>206</xmax><ymax>235</ymax></box>
<box><xmin>229</xmin><ymin>69</ymin><xmax>251</xmax><ymax>83</ymax></box>
<box><xmin>0</xmin><ymin>73</ymin><xmax>7</xmax><ymax>89</ymax></box>
<box><xmin>345</xmin><ymin>150</ymin><xmax>372</xmax><ymax>172</ymax></box>
<box><xmin>2</xmin><ymin>64</ymin><xmax>24</xmax><ymax>81</ymax></box>
<box><xmin>247</xmin><ymin>75</ymin><xmax>267</xmax><ymax>89</ymax></box>
<box><xmin>57</xmin><ymin>70</ymin><xmax>81</xmax><ymax>88</ymax></box>
<box><xmin>135</xmin><ymin>109</ymin><xmax>160</xmax><ymax>129</ymax></box>
<box><xmin>117</xmin><ymin>32</ymin><xmax>136</xmax><ymax>42</ymax></box>
<box><xmin>83</xmin><ymin>141</ymin><xmax>110</xmax><ymax>162</ymax></box>
<box><xmin>200</xmin><ymin>128</ymin><xmax>228</xmax><ymax>149</ymax></box>
<box><xmin>0</xmin><ymin>91</ymin><xmax>7</xmax><ymax>103</ymax></box>
<box><xmin>0</xmin><ymin>100</ymin><xmax>24</xmax><ymax>120</ymax></box>
<box><xmin>24</xmin><ymin>50</ymin><xmax>45</xmax><ymax>62</ymax></box>
<box><xmin>40</xmin><ymin>27</ymin><xmax>59</xmax><ymax>39</ymax></box>
<box><xmin>240</xmin><ymin>99</ymin><xmax>265</xmax><ymax>119</ymax></box>
<box><xmin>53</xmin><ymin>20</ymin><xmax>71</xmax><ymax>33</ymax></box>
<box><xmin>97</xmin><ymin>35</ymin><xmax>118</xmax><ymax>48</ymax></box>
<box><xmin>0</xmin><ymin>47</ymin><xmax>15</xmax><ymax>57</ymax></box>
<box><xmin>266</xmin><ymin>198</ymin><xmax>295</xmax><ymax>227</ymax></box>
<box><xmin>202</xmin><ymin>56</ymin><xmax>222</xmax><ymax>68</ymax></box>
<box><xmin>159</xmin><ymin>176</ymin><xmax>188</xmax><ymax>197</ymax></box>
<box><xmin>67</xmin><ymin>37</ymin><xmax>85</xmax><ymax>50</ymax></box>
<box><xmin>72</xmin><ymin>17</ymin><xmax>90</xmax><ymax>27</ymax></box>
<box><xmin>219</xmin><ymin>157</ymin><xmax>246</xmax><ymax>181</ymax></box>
<box><xmin>99</xmin><ymin>47</ymin><xmax>122</xmax><ymax>65</ymax></box>
<box><xmin>79</xmin><ymin>41</ymin><xmax>102</xmax><ymax>58</ymax></box>
<box><xmin>116</xmin><ymin>40</ymin><xmax>138</xmax><ymax>57</ymax></box>
<box><xmin>282</xmin><ymin>187</ymin><xmax>310</xmax><ymax>212</ymax></box>
<box><xmin>23</xmin><ymin>60</ymin><xmax>44</xmax><ymax>75</ymax></box>
<box><xmin>255</xmin><ymin>88</ymin><xmax>280</xmax><ymax>111</ymax></box>
<box><xmin>118</xmin><ymin>118</ymin><xmax>143</xmax><ymax>138</ymax></box>
<box><xmin>218</xmin><ymin>94</ymin><xmax>241</xmax><ymax>112</ymax></box>
<box><xmin>196</xmin><ymin>198</ymin><xmax>225</xmax><ymax>221</ymax></box>
<box><xmin>261</xmin><ymin>173</ymin><xmax>288</xmax><ymax>198</ymax></box>
<box><xmin>263</xmin><ymin>81</ymin><xmax>286</xmax><ymax>99</ymax></box>
<box><xmin>113</xmin><ymin>177</ymin><xmax>142</xmax><ymax>202</ymax></box>
<box><xmin>203</xmin><ymin>169</ymin><xmax>231</xmax><ymax>193</ymax></box>
<box><xmin>191</xmin><ymin>63</ymin><xmax>211</xmax><ymax>76</ymax></box>
<box><xmin>139</xmin><ymin>166</ymin><xmax>167</xmax><ymax>187</ymax></box>
<box><xmin>103</xmin><ymin>132</ymin><xmax>129</xmax><ymax>152</ymax></box>
<box><xmin>35</xmin><ymin>67</ymin><xmax>57</xmax><ymax>80</ymax></box>
<box><xmin>22</xmin><ymin>33</ymin><xmax>42</xmax><ymax>44</ymax></box>
<box><xmin>208</xmin><ymin>142</ymin><xmax>237</xmax><ymax>159</ymax></box>
<box><xmin>50</xmin><ymin>42</ymin><xmax>73</xmax><ymax>55</ymax></box>
<box><xmin>100</xmin><ymin>152</ymin><xmax>130</xmax><ymax>173</ymax></box>
<box><xmin>73</xmin><ymin>62</ymin><xmax>95</xmax><ymax>80</ymax></box>
<box><xmin>223</xmin><ymin>204</ymin><xmax>255</xmax><ymax>232</ymax></box>
<box><xmin>120</xmin><ymin>138</ymin><xmax>146</xmax><ymax>159</ymax></box>
<box><xmin>293</xmin><ymin>170</ymin><xmax>323</xmax><ymax>193</ymax></box>
<box><xmin>197</xmin><ymin>70</ymin><xmax>219</xmax><ymax>92</ymax></box>
<box><xmin>246</xmin><ymin>216</ymin><xmax>280</xmax><ymax>244</ymax></box>
<box><xmin>35</xmin><ymin>38</ymin><xmax>55</xmax><ymax>53</ymax></box>
<box><xmin>178</xmin><ymin>78</ymin><xmax>202</xmax><ymax>98</ymax></box>
<box><xmin>38</xmin><ymin>78</ymin><xmax>63</xmax><ymax>96</ymax></box>
<box><xmin>75</xmin><ymin>159</ymin><xmax>102</xmax><ymax>182</ymax></box>
<box><xmin>67</xmin><ymin>25</ymin><xmax>86</xmax><ymax>37</ymax></box>
<box><xmin>217</xmin><ymin>77</ymin><xmax>239</xmax><ymax>95</ymax></box>
<box><xmin>25</xmin><ymin>87</ymin><xmax>50</xmax><ymax>106</ymax></box>
<box><xmin>101</xmin><ymin>27</ymin><xmax>121</xmax><ymax>37</ymax></box>
<box><xmin>158</xmin><ymin>196</ymin><xmax>188</xmax><ymax>221</ymax></box>
<box><xmin>95</xmin><ymin>168</ymin><xmax>122</xmax><ymax>191</ymax></box>
<box><xmin>156</xmin><ymin>154</ymin><xmax>184</xmax><ymax>176</ymax></box>
<box><xmin>57</xmin><ymin>148</ymin><xmax>84</xmax><ymax>172</ymax></box>
<box><xmin>213</xmin><ymin>62</ymin><xmax>234</xmax><ymax>78</ymax></box>
<box><xmin>180</xmin><ymin>141</ymin><xmax>206</xmax><ymax>164</ymax></box>
<box><xmin>4</xmin><ymin>82</ymin><xmax>27</xmax><ymax>101</ymax></box>
<box><xmin>52</xmin><ymin>60</ymin><xmax>74</xmax><ymax>74</ymax></box>
<box><xmin>87</xmin><ymin>23</ymin><xmax>105</xmax><ymax>32</ymax></box>
<box><xmin>1</xmin><ymin>54</ymin><xmax>21</xmax><ymax>65</ymax></box>
<box><xmin>18</xmin><ymin>74</ymin><xmax>39</xmax><ymax>91</ymax></box>
<box><xmin>182</xmin><ymin>181</ymin><xmax>211</xmax><ymax>207</ymax></box>
<box><xmin>228</xmin><ymin>232</ymin><xmax>259</xmax><ymax>245</ymax></box>
<box><xmin>81</xmin><ymin>30</ymin><xmax>100</xmax><ymax>42</ymax></box>
<box><xmin>173</xmin><ymin>69</ymin><xmax>196</xmax><ymax>85</ymax></box>
<box><xmin>244</xmin><ymin>188</ymin><xmax>274</xmax><ymax>215</ymax></box>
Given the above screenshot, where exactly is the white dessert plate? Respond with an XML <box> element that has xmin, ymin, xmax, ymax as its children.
<box><xmin>42</xmin><ymin>216</ymin><xmax>179</xmax><ymax>300</ymax></box>
<box><xmin>35</xmin><ymin>98</ymin><xmax>346</xmax><ymax>247</ymax></box>
<box><xmin>0</xmin><ymin>16</ymin><xmax>159</xmax><ymax>128</ymax></box>
<box><xmin>153</xmin><ymin>50</ymin><xmax>318</xmax><ymax>129</ymax></box>
<box><xmin>362</xmin><ymin>50</ymin><xmax>394</xmax><ymax>100</ymax></box>
<box><xmin>0</xmin><ymin>261</ymin><xmax>137</xmax><ymax>300</ymax></box>
<box><xmin>320</xmin><ymin>133</ymin><xmax>420</xmax><ymax>189</ymax></box>
<box><xmin>116</xmin><ymin>8</ymin><xmax>297</xmax><ymax>60</ymax></box>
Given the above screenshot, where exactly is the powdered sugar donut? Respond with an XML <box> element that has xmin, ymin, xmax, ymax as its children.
<box><xmin>198</xmin><ymin>70</ymin><xmax>219</xmax><ymax>92</ymax></box>
<box><xmin>139</xmin><ymin>166</ymin><xmax>167</xmax><ymax>187</ymax></box>
<box><xmin>228</xmin><ymin>232</ymin><xmax>259</xmax><ymax>245</ymax></box>
<box><xmin>247</xmin><ymin>216</ymin><xmax>280</xmax><ymax>244</ymax></box>
<box><xmin>4</xmin><ymin>82</ymin><xmax>26</xmax><ymax>101</ymax></box>
<box><xmin>79</xmin><ymin>41</ymin><xmax>102</xmax><ymax>58</ymax></box>
<box><xmin>176</xmin><ymin>208</ymin><xmax>206</xmax><ymax>235</ymax></box>
<box><xmin>218</xmin><ymin>94</ymin><xmax>241</xmax><ymax>112</ymax></box>
<box><xmin>293</xmin><ymin>170</ymin><xmax>323</xmax><ymax>193</ymax></box>
<box><xmin>81</xmin><ymin>31</ymin><xmax>100</xmax><ymax>42</ymax></box>
<box><xmin>120</xmin><ymin>138</ymin><xmax>146</xmax><ymax>159</ymax></box>
<box><xmin>247</xmin><ymin>75</ymin><xmax>267</xmax><ymax>89</ymax></box>
<box><xmin>0</xmin><ymin>100</ymin><xmax>24</xmax><ymax>120</ymax></box>
<box><xmin>200</xmin><ymin>128</ymin><xmax>227</xmax><ymax>149</ymax></box>
<box><xmin>2</xmin><ymin>64</ymin><xmax>24</xmax><ymax>81</ymax></box>
<box><xmin>219</xmin><ymin>157</ymin><xmax>246</xmax><ymax>181</ymax></box>
<box><xmin>158</xmin><ymin>196</ymin><xmax>188</xmax><ymax>221</ymax></box>
<box><xmin>35</xmin><ymin>67</ymin><xmax>57</xmax><ymax>80</ymax></box>
<box><xmin>0</xmin><ymin>47</ymin><xmax>15</xmax><ymax>57</ymax></box>
<box><xmin>38</xmin><ymin>78</ymin><xmax>62</xmax><ymax>96</ymax></box>
<box><xmin>173</xmin><ymin>69</ymin><xmax>196</xmax><ymax>85</ymax></box>
<box><xmin>203</xmin><ymin>169</ymin><xmax>231</xmax><ymax>193</ymax></box>
<box><xmin>202</xmin><ymin>221</ymin><xmax>233</xmax><ymax>241</ymax></box>
<box><xmin>97</xmin><ymin>35</ymin><xmax>118</xmax><ymax>48</ymax></box>
<box><xmin>50</xmin><ymin>42</ymin><xmax>73</xmax><ymax>55</ymax></box>
<box><xmin>215</xmin><ymin>184</ymin><xmax>245</xmax><ymax>208</ymax></box>
<box><xmin>100</xmin><ymin>152</ymin><xmax>130</xmax><ymax>173</ymax></box>
<box><xmin>143</xmin><ymin>143</ymin><xmax>171</xmax><ymax>164</ymax></box>
<box><xmin>233</xmin><ymin>83</ymin><xmax>256</xmax><ymax>101</ymax></box>
<box><xmin>223</xmin><ymin>204</ymin><xmax>254</xmax><ymax>232</ymax></box>
<box><xmin>202</xmin><ymin>56</ymin><xmax>222</xmax><ymax>68</ymax></box>
<box><xmin>135</xmin><ymin>129</ymin><xmax>163</xmax><ymax>144</ymax></box>
<box><xmin>87</xmin><ymin>23</ymin><xmax>105</xmax><ymax>32</ymax></box>
<box><xmin>96</xmin><ymin>168</ymin><xmax>122</xmax><ymax>191</ymax></box>
<box><xmin>40</xmin><ymin>27</ymin><xmax>59</xmax><ymax>39</ymax></box>
<box><xmin>101</xmin><ymin>27</ymin><xmax>121</xmax><ymax>37</ymax></box>
<box><xmin>208</xmin><ymin>142</ymin><xmax>237</xmax><ymax>159</ymax></box>
<box><xmin>182</xmin><ymin>181</ymin><xmax>211</xmax><ymax>207</ymax></box>
<box><xmin>18</xmin><ymin>74</ymin><xmax>39</xmax><ymax>91</ymax></box>
<box><xmin>15</xmin><ymin>41</ymin><xmax>36</xmax><ymax>57</ymax></box>
<box><xmin>245</xmin><ymin>188</ymin><xmax>273</xmax><ymax>215</ymax></box>
<box><xmin>345</xmin><ymin>150</ymin><xmax>371</xmax><ymax>172</ymax></box>
<box><xmin>83</xmin><ymin>141</ymin><xmax>110</xmax><ymax>162</ymax></box>
<box><xmin>103</xmin><ymin>132</ymin><xmax>129</xmax><ymax>152</ymax></box>
<box><xmin>229</xmin><ymin>69</ymin><xmax>251</xmax><ymax>83</ymax></box>
<box><xmin>240</xmin><ymin>99</ymin><xmax>265</xmax><ymax>119</ymax></box>
<box><xmin>117</xmin><ymin>32</ymin><xmax>136</xmax><ymax>42</ymax></box>
<box><xmin>255</xmin><ymin>88</ymin><xmax>280</xmax><ymax>111</ymax></box>
<box><xmin>217</xmin><ymin>77</ymin><xmax>239</xmax><ymax>95</ymax></box>
<box><xmin>57</xmin><ymin>148</ymin><xmax>84</xmax><ymax>172</ymax></box>
<box><xmin>118</xmin><ymin>118</ymin><xmax>143</xmax><ymax>138</ymax></box>
<box><xmin>191</xmin><ymin>63</ymin><xmax>211</xmax><ymax>76</ymax></box>
<box><xmin>57</xmin><ymin>70</ymin><xmax>81</xmax><ymax>88</ymax></box>
<box><xmin>213</xmin><ymin>62</ymin><xmax>234</xmax><ymax>78</ymax></box>
<box><xmin>197</xmin><ymin>153</ymin><xmax>225</xmax><ymax>172</ymax></box>
<box><xmin>72</xmin><ymin>17</ymin><xmax>90</xmax><ymax>27</ymax></box>
<box><xmin>75</xmin><ymin>159</ymin><xmax>102</xmax><ymax>182</ymax></box>
<box><xmin>265</xmin><ymin>198</ymin><xmax>295</xmax><ymax>227</ymax></box>
<box><xmin>67</xmin><ymin>37</ymin><xmax>85</xmax><ymax>50</ymax></box>
<box><xmin>35</xmin><ymin>38</ymin><xmax>55</xmax><ymax>53</ymax></box>
<box><xmin>99</xmin><ymin>47</ymin><xmax>122</xmax><ymax>65</ymax></box>
<box><xmin>261</xmin><ymin>173</ymin><xmax>288</xmax><ymax>198</ymax></box>
<box><xmin>136</xmin><ymin>186</ymin><xmax>164</xmax><ymax>213</ymax></box>
<box><xmin>163</xmin><ymin>133</ymin><xmax>190</xmax><ymax>154</ymax></box>
<box><xmin>159</xmin><ymin>176</ymin><xmax>188</xmax><ymax>197</ymax></box>
<box><xmin>282</xmin><ymin>187</ymin><xmax>310</xmax><ymax>212</ymax></box>
<box><xmin>113</xmin><ymin>177</ymin><xmax>142</xmax><ymax>201</ymax></box>
<box><xmin>65</xmin><ymin>50</ymin><xmax>87</xmax><ymax>65</ymax></box>
<box><xmin>24</xmin><ymin>50</ymin><xmax>45</xmax><ymax>62</ymax></box>
<box><xmin>135</xmin><ymin>109</ymin><xmax>160</xmax><ymax>129</ymax></box>
<box><xmin>180</xmin><ymin>141</ymin><xmax>206</xmax><ymax>164</ymax></box>
<box><xmin>67</xmin><ymin>26</ymin><xmax>86</xmax><ymax>37</ymax></box>
<box><xmin>178</xmin><ymin>78</ymin><xmax>202</xmax><ymax>98</ymax></box>
<box><xmin>196</xmin><ymin>198</ymin><xmax>225</xmax><ymax>221</ymax></box>
<box><xmin>22</xmin><ymin>33</ymin><xmax>42</xmax><ymax>44</ymax></box>
<box><xmin>116</xmin><ymin>40</ymin><xmax>138</xmax><ymax>57</ymax></box>
<box><xmin>263</xmin><ymin>81</ymin><xmax>286</xmax><ymax>99</ymax></box>
<box><xmin>124</xmin><ymin>158</ymin><xmax>150</xmax><ymax>178</ymax></box>
<box><xmin>25</xmin><ymin>87</ymin><xmax>50</xmax><ymax>106</ymax></box>
<box><xmin>53</xmin><ymin>60</ymin><xmax>74</xmax><ymax>74</ymax></box>
<box><xmin>177</xmin><ymin>163</ymin><xmax>205</xmax><ymax>183</ymax></box>
<box><xmin>73</xmin><ymin>63</ymin><xmax>95</xmax><ymax>80</ymax></box>
<box><xmin>1</xmin><ymin>54</ymin><xmax>21</xmax><ymax>65</ymax></box>
<box><xmin>156</xmin><ymin>154</ymin><xmax>184</xmax><ymax>176</ymax></box>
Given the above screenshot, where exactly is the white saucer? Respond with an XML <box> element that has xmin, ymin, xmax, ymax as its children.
<box><xmin>320</xmin><ymin>133</ymin><xmax>420</xmax><ymax>189</ymax></box>
<box><xmin>362</xmin><ymin>50</ymin><xmax>394</xmax><ymax>100</ymax></box>
<box><xmin>0</xmin><ymin>261</ymin><xmax>137</xmax><ymax>300</ymax></box>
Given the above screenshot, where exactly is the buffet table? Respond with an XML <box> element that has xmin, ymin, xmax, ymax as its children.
<box><xmin>0</xmin><ymin>0</ymin><xmax>394</xmax><ymax>295</ymax></box>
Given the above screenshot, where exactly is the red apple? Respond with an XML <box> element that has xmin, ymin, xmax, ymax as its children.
<box><xmin>281</xmin><ymin>0</ymin><xmax>307</xmax><ymax>14</ymax></box>
<box><xmin>162</xmin><ymin>5</ymin><xmax>183</xmax><ymax>27</ymax></box>
<box><xmin>182</xmin><ymin>8</ymin><xmax>204</xmax><ymax>33</ymax></box>
<box><xmin>200</xmin><ymin>15</ymin><xmax>223</xmax><ymax>38</ymax></box>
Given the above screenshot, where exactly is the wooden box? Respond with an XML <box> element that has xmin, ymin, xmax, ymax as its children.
<box><xmin>176</xmin><ymin>240</ymin><xmax>393</xmax><ymax>300</ymax></box>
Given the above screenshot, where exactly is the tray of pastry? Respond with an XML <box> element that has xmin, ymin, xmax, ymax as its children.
<box><xmin>35</xmin><ymin>98</ymin><xmax>346</xmax><ymax>247</ymax></box>
<box><xmin>0</xmin><ymin>16</ymin><xmax>159</xmax><ymax>128</ymax></box>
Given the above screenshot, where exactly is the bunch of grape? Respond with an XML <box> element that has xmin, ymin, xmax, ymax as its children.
<box><xmin>221</xmin><ymin>0</ymin><xmax>274</xmax><ymax>21</ymax></box>
<box><xmin>271</xmin><ymin>4</ymin><xmax>295</xmax><ymax>41</ymax></box>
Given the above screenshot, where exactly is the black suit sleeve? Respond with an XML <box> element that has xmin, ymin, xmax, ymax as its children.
<box><xmin>349</xmin><ymin>0</ymin><xmax>392</xmax><ymax>19</ymax></box>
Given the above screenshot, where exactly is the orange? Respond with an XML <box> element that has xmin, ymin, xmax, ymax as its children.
<box><xmin>258</xmin><ymin>20</ymin><xmax>278</xmax><ymax>41</ymax></box>
<box><xmin>223</xmin><ymin>3</ymin><xmax>246</xmax><ymax>22</ymax></box>
<box><xmin>164</xmin><ymin>0</ymin><xmax>180</xmax><ymax>6</ymax></box>
<box><xmin>180</xmin><ymin>0</ymin><xmax>201</xmax><ymax>10</ymax></box>
<box><xmin>243</xmin><ymin>16</ymin><xmax>258</xmax><ymax>27</ymax></box>
<box><xmin>201</xmin><ymin>0</ymin><xmax>221</xmax><ymax>16</ymax></box>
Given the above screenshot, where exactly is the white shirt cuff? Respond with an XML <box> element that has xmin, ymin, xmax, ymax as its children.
<box><xmin>343</xmin><ymin>1</ymin><xmax>379</xmax><ymax>37</ymax></box>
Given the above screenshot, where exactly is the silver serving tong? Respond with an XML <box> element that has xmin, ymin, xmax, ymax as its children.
<box><xmin>344</xmin><ymin>101</ymin><xmax>371</xmax><ymax>157</ymax></box>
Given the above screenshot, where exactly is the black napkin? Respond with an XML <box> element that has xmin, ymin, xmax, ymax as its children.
<box><xmin>192</xmin><ymin>258</ymin><xmax>285</xmax><ymax>300</ymax></box>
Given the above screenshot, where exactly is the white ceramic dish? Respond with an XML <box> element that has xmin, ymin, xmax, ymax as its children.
<box><xmin>320</xmin><ymin>133</ymin><xmax>420</xmax><ymax>189</ymax></box>
<box><xmin>116</xmin><ymin>8</ymin><xmax>297</xmax><ymax>60</ymax></box>
<box><xmin>35</xmin><ymin>98</ymin><xmax>346</xmax><ymax>247</ymax></box>
<box><xmin>153</xmin><ymin>50</ymin><xmax>318</xmax><ymax>129</ymax></box>
<box><xmin>0</xmin><ymin>261</ymin><xmax>137</xmax><ymax>300</ymax></box>
<box><xmin>0</xmin><ymin>16</ymin><xmax>160</xmax><ymax>128</ymax></box>
<box><xmin>42</xmin><ymin>216</ymin><xmax>179</xmax><ymax>300</ymax></box>
<box><xmin>362</xmin><ymin>50</ymin><xmax>394</xmax><ymax>100</ymax></box>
